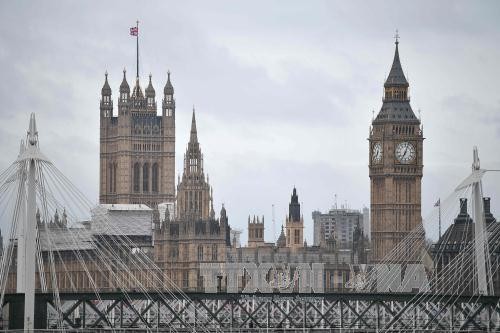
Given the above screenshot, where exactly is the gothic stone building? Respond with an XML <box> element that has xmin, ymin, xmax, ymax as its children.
<box><xmin>153</xmin><ymin>111</ymin><xmax>231</xmax><ymax>292</ymax></box>
<box><xmin>369</xmin><ymin>40</ymin><xmax>424</xmax><ymax>262</ymax></box>
<box><xmin>99</xmin><ymin>71</ymin><xmax>176</xmax><ymax>206</ymax></box>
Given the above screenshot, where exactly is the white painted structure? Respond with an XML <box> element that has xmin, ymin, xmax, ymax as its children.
<box><xmin>15</xmin><ymin>114</ymin><xmax>50</xmax><ymax>330</ymax></box>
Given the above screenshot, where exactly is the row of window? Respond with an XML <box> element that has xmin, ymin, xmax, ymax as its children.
<box><xmin>166</xmin><ymin>244</ymin><xmax>218</xmax><ymax>261</ymax></box>
<box><xmin>133</xmin><ymin>143</ymin><xmax>161</xmax><ymax>151</ymax></box>
<box><xmin>133</xmin><ymin>162</ymin><xmax>160</xmax><ymax>193</ymax></box>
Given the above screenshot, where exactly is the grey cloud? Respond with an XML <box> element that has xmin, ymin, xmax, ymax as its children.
<box><xmin>1</xmin><ymin>0</ymin><xmax>500</xmax><ymax>242</ymax></box>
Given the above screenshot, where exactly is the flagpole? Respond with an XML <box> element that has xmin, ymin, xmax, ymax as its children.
<box><xmin>136</xmin><ymin>20</ymin><xmax>139</xmax><ymax>79</ymax></box>
<box><xmin>438</xmin><ymin>198</ymin><xmax>442</xmax><ymax>239</ymax></box>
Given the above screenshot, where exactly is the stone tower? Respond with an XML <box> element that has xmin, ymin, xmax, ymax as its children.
<box><xmin>285</xmin><ymin>187</ymin><xmax>304</xmax><ymax>249</ymax></box>
<box><xmin>154</xmin><ymin>112</ymin><xmax>229</xmax><ymax>292</ymax></box>
<box><xmin>248</xmin><ymin>215</ymin><xmax>265</xmax><ymax>247</ymax></box>
<box><xmin>99</xmin><ymin>71</ymin><xmax>176</xmax><ymax>207</ymax></box>
<box><xmin>176</xmin><ymin>109</ymin><xmax>214</xmax><ymax>220</ymax></box>
<box><xmin>369</xmin><ymin>39</ymin><xmax>424</xmax><ymax>262</ymax></box>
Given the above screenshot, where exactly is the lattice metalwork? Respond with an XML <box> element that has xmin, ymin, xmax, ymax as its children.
<box><xmin>3</xmin><ymin>292</ymin><xmax>500</xmax><ymax>331</ymax></box>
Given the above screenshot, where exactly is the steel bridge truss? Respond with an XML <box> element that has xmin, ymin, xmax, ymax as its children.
<box><xmin>3</xmin><ymin>292</ymin><xmax>500</xmax><ymax>331</ymax></box>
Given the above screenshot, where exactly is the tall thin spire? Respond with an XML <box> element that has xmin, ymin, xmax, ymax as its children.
<box><xmin>190</xmin><ymin>107</ymin><xmax>198</xmax><ymax>143</ymax></box>
<box><xmin>385</xmin><ymin>31</ymin><xmax>408</xmax><ymax>87</ymax></box>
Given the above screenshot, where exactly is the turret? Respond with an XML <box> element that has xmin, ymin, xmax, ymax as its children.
<box><xmin>145</xmin><ymin>74</ymin><xmax>156</xmax><ymax>111</ymax></box>
<box><xmin>285</xmin><ymin>187</ymin><xmax>304</xmax><ymax>249</ymax></box>
<box><xmin>100</xmin><ymin>72</ymin><xmax>113</xmax><ymax>118</ymax></box>
<box><xmin>162</xmin><ymin>71</ymin><xmax>175</xmax><ymax>117</ymax></box>
<box><xmin>248</xmin><ymin>214</ymin><xmax>265</xmax><ymax>248</ymax></box>
<box><xmin>118</xmin><ymin>69</ymin><xmax>130</xmax><ymax>114</ymax></box>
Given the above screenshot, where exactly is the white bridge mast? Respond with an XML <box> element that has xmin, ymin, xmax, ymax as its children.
<box><xmin>456</xmin><ymin>146</ymin><xmax>492</xmax><ymax>295</ymax></box>
<box><xmin>471</xmin><ymin>147</ymin><xmax>490</xmax><ymax>295</ymax></box>
<box><xmin>16</xmin><ymin>113</ymin><xmax>49</xmax><ymax>330</ymax></box>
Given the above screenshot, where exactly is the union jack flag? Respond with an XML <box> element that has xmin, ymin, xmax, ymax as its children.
<box><xmin>130</xmin><ymin>26</ymin><xmax>138</xmax><ymax>36</ymax></box>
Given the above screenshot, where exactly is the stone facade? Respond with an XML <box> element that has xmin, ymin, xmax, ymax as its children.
<box><xmin>153</xmin><ymin>112</ymin><xmax>231</xmax><ymax>292</ymax></box>
<box><xmin>247</xmin><ymin>216</ymin><xmax>265</xmax><ymax>248</ymax></box>
<box><xmin>99</xmin><ymin>71</ymin><xmax>176</xmax><ymax>207</ymax></box>
<box><xmin>285</xmin><ymin>188</ymin><xmax>304</xmax><ymax>249</ymax></box>
<box><xmin>369</xmin><ymin>40</ymin><xmax>424</xmax><ymax>262</ymax></box>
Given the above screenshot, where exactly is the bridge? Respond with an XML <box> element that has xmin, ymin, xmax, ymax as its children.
<box><xmin>1</xmin><ymin>114</ymin><xmax>500</xmax><ymax>332</ymax></box>
<box><xmin>3</xmin><ymin>292</ymin><xmax>500</xmax><ymax>331</ymax></box>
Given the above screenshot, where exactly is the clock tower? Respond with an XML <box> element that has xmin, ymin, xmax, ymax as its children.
<box><xmin>369</xmin><ymin>37</ymin><xmax>424</xmax><ymax>262</ymax></box>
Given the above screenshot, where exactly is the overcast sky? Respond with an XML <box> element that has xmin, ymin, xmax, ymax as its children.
<box><xmin>1</xmin><ymin>1</ymin><xmax>499</xmax><ymax>244</ymax></box>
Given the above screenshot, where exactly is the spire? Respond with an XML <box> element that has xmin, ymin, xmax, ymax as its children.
<box><xmin>132</xmin><ymin>76</ymin><xmax>144</xmax><ymax>98</ymax></box>
<box><xmin>145</xmin><ymin>73</ymin><xmax>155</xmax><ymax>97</ymax></box>
<box><xmin>190</xmin><ymin>107</ymin><xmax>198</xmax><ymax>143</ymax></box>
<box><xmin>164</xmin><ymin>70</ymin><xmax>174</xmax><ymax>95</ymax></box>
<box><xmin>120</xmin><ymin>69</ymin><xmax>130</xmax><ymax>93</ymax></box>
<box><xmin>384</xmin><ymin>32</ymin><xmax>409</xmax><ymax>88</ymax></box>
<box><xmin>101</xmin><ymin>71</ymin><xmax>111</xmax><ymax>96</ymax></box>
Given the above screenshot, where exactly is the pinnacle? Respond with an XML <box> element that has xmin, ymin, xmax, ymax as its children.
<box><xmin>190</xmin><ymin>107</ymin><xmax>198</xmax><ymax>143</ymax></box>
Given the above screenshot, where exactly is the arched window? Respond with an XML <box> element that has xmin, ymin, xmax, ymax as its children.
<box><xmin>109</xmin><ymin>163</ymin><xmax>113</xmax><ymax>193</ymax></box>
<box><xmin>133</xmin><ymin>163</ymin><xmax>140</xmax><ymax>192</ymax></box>
<box><xmin>143</xmin><ymin>163</ymin><xmax>149</xmax><ymax>192</ymax></box>
<box><xmin>198</xmin><ymin>245</ymin><xmax>204</xmax><ymax>261</ymax></box>
<box><xmin>113</xmin><ymin>163</ymin><xmax>117</xmax><ymax>193</ymax></box>
<box><xmin>152</xmin><ymin>163</ymin><xmax>159</xmax><ymax>192</ymax></box>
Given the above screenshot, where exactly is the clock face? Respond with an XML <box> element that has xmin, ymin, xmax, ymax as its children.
<box><xmin>395</xmin><ymin>142</ymin><xmax>416</xmax><ymax>164</ymax></box>
<box><xmin>372</xmin><ymin>142</ymin><xmax>383</xmax><ymax>163</ymax></box>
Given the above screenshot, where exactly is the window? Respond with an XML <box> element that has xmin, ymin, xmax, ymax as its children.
<box><xmin>143</xmin><ymin>163</ymin><xmax>149</xmax><ymax>192</ymax></box>
<box><xmin>198</xmin><ymin>245</ymin><xmax>204</xmax><ymax>261</ymax></box>
<box><xmin>212</xmin><ymin>244</ymin><xmax>217</xmax><ymax>261</ymax></box>
<box><xmin>109</xmin><ymin>163</ymin><xmax>114</xmax><ymax>192</ymax></box>
<box><xmin>294</xmin><ymin>230</ymin><xmax>300</xmax><ymax>244</ymax></box>
<box><xmin>152</xmin><ymin>163</ymin><xmax>159</xmax><ymax>192</ymax></box>
<box><xmin>113</xmin><ymin>163</ymin><xmax>117</xmax><ymax>193</ymax></box>
<box><xmin>183</xmin><ymin>271</ymin><xmax>189</xmax><ymax>288</ymax></box>
<box><xmin>133</xmin><ymin>163</ymin><xmax>140</xmax><ymax>192</ymax></box>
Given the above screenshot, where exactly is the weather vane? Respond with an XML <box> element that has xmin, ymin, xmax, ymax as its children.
<box><xmin>394</xmin><ymin>29</ymin><xmax>400</xmax><ymax>44</ymax></box>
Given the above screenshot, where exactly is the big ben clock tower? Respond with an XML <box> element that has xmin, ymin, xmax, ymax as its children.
<box><xmin>369</xmin><ymin>36</ymin><xmax>424</xmax><ymax>262</ymax></box>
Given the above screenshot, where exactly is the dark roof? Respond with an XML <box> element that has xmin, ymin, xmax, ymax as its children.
<box><xmin>101</xmin><ymin>73</ymin><xmax>111</xmax><ymax>95</ymax></box>
<box><xmin>433</xmin><ymin>198</ymin><xmax>498</xmax><ymax>250</ymax></box>
<box><xmin>384</xmin><ymin>41</ymin><xmax>409</xmax><ymax>88</ymax></box>
<box><xmin>277</xmin><ymin>226</ymin><xmax>286</xmax><ymax>247</ymax></box>
<box><xmin>373</xmin><ymin>100</ymin><xmax>419</xmax><ymax>124</ymax></box>
<box><xmin>164</xmin><ymin>71</ymin><xmax>174</xmax><ymax>95</ymax></box>
<box><xmin>120</xmin><ymin>70</ymin><xmax>130</xmax><ymax>93</ymax></box>
<box><xmin>145</xmin><ymin>74</ymin><xmax>155</xmax><ymax>97</ymax></box>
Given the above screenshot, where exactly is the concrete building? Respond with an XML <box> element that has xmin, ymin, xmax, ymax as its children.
<box><xmin>363</xmin><ymin>206</ymin><xmax>370</xmax><ymax>240</ymax></box>
<box><xmin>313</xmin><ymin>207</ymin><xmax>365</xmax><ymax>248</ymax></box>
